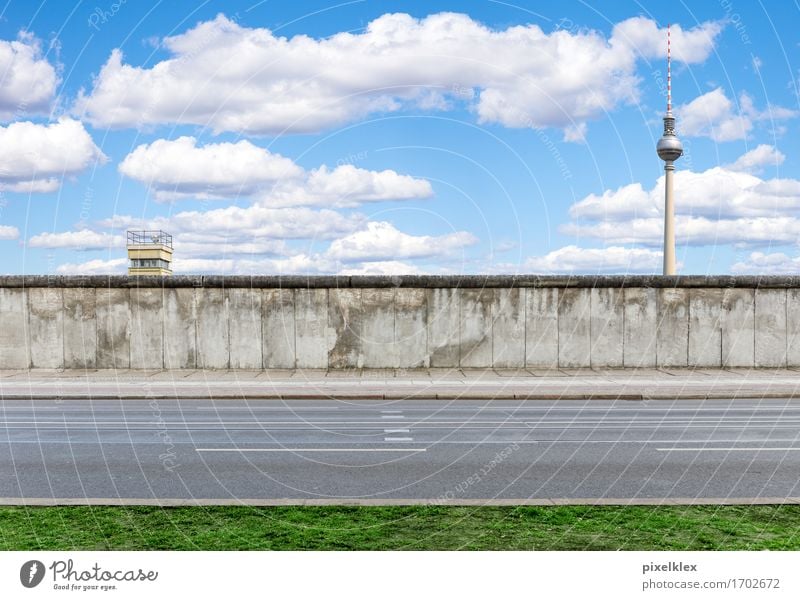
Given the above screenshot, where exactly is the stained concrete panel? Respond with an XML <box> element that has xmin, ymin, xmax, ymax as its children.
<box><xmin>395</xmin><ymin>288</ymin><xmax>428</xmax><ymax>368</ymax></box>
<box><xmin>688</xmin><ymin>289</ymin><xmax>722</xmax><ymax>368</ymax></box>
<box><xmin>229</xmin><ymin>289</ymin><xmax>262</xmax><ymax>369</ymax></box>
<box><xmin>328</xmin><ymin>289</ymin><xmax>363</xmax><ymax>369</ymax></box>
<box><xmin>656</xmin><ymin>288</ymin><xmax>689</xmax><ymax>367</ymax></box>
<box><xmin>196</xmin><ymin>288</ymin><xmax>229</xmax><ymax>369</ymax></box>
<box><xmin>558</xmin><ymin>288</ymin><xmax>591</xmax><ymax>368</ymax></box>
<box><xmin>722</xmin><ymin>288</ymin><xmax>755</xmax><ymax>368</ymax></box>
<box><xmin>788</xmin><ymin>290</ymin><xmax>800</xmax><ymax>368</ymax></box>
<box><xmin>525</xmin><ymin>288</ymin><xmax>558</xmax><ymax>368</ymax></box>
<box><xmin>362</xmin><ymin>288</ymin><xmax>395</xmax><ymax>368</ymax></box>
<box><xmin>63</xmin><ymin>288</ymin><xmax>96</xmax><ymax>369</ymax></box>
<box><xmin>492</xmin><ymin>288</ymin><xmax>524</xmax><ymax>368</ymax></box>
<box><xmin>427</xmin><ymin>288</ymin><xmax>460</xmax><ymax>368</ymax></box>
<box><xmin>623</xmin><ymin>288</ymin><xmax>657</xmax><ymax>368</ymax></box>
<box><xmin>96</xmin><ymin>288</ymin><xmax>130</xmax><ymax>369</ymax></box>
<box><xmin>295</xmin><ymin>289</ymin><xmax>327</xmax><ymax>369</ymax></box>
<box><xmin>755</xmin><ymin>289</ymin><xmax>787</xmax><ymax>367</ymax></box>
<box><xmin>163</xmin><ymin>288</ymin><xmax>196</xmax><ymax>369</ymax></box>
<box><xmin>130</xmin><ymin>288</ymin><xmax>163</xmax><ymax>369</ymax></box>
<box><xmin>590</xmin><ymin>288</ymin><xmax>623</xmax><ymax>368</ymax></box>
<box><xmin>263</xmin><ymin>289</ymin><xmax>296</xmax><ymax>369</ymax></box>
<box><xmin>28</xmin><ymin>288</ymin><xmax>64</xmax><ymax>368</ymax></box>
<box><xmin>460</xmin><ymin>288</ymin><xmax>493</xmax><ymax>368</ymax></box>
<box><xmin>0</xmin><ymin>288</ymin><xmax>29</xmax><ymax>368</ymax></box>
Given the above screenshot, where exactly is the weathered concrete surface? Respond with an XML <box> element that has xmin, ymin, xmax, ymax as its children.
<box><xmin>0</xmin><ymin>288</ymin><xmax>28</xmax><ymax>369</ymax></box>
<box><xmin>395</xmin><ymin>288</ymin><xmax>428</xmax><ymax>369</ymax></box>
<box><xmin>788</xmin><ymin>289</ymin><xmax>800</xmax><ymax>368</ymax></box>
<box><xmin>492</xmin><ymin>288</ymin><xmax>524</xmax><ymax>368</ymax></box>
<box><xmin>688</xmin><ymin>289</ymin><xmax>722</xmax><ymax>368</ymax></box>
<box><xmin>460</xmin><ymin>289</ymin><xmax>492</xmax><ymax>368</ymax></box>
<box><xmin>755</xmin><ymin>289</ymin><xmax>787</xmax><ymax>368</ymax></box>
<box><xmin>228</xmin><ymin>289</ymin><xmax>261</xmax><ymax>369</ymax></box>
<box><xmin>263</xmin><ymin>289</ymin><xmax>295</xmax><ymax>369</ymax></box>
<box><xmin>163</xmin><ymin>288</ymin><xmax>196</xmax><ymax>370</ymax></box>
<box><xmin>130</xmin><ymin>288</ymin><xmax>163</xmax><ymax>370</ymax></box>
<box><xmin>623</xmin><ymin>288</ymin><xmax>657</xmax><ymax>368</ymax></box>
<box><xmin>7</xmin><ymin>280</ymin><xmax>800</xmax><ymax>370</ymax></box>
<box><xmin>525</xmin><ymin>288</ymin><xmax>558</xmax><ymax>368</ymax></box>
<box><xmin>558</xmin><ymin>288</ymin><xmax>591</xmax><ymax>368</ymax></box>
<box><xmin>295</xmin><ymin>289</ymin><xmax>327</xmax><ymax>369</ymax></box>
<box><xmin>657</xmin><ymin>288</ymin><xmax>689</xmax><ymax>367</ymax></box>
<box><xmin>63</xmin><ymin>288</ymin><xmax>96</xmax><ymax>369</ymax></box>
<box><xmin>361</xmin><ymin>289</ymin><xmax>395</xmax><ymax>368</ymax></box>
<box><xmin>196</xmin><ymin>288</ymin><xmax>229</xmax><ymax>369</ymax></box>
<box><xmin>328</xmin><ymin>289</ymin><xmax>363</xmax><ymax>369</ymax></box>
<box><xmin>590</xmin><ymin>288</ymin><xmax>623</xmax><ymax>368</ymax></box>
<box><xmin>96</xmin><ymin>288</ymin><xmax>130</xmax><ymax>369</ymax></box>
<box><xmin>722</xmin><ymin>288</ymin><xmax>754</xmax><ymax>368</ymax></box>
<box><xmin>427</xmin><ymin>288</ymin><xmax>459</xmax><ymax>368</ymax></box>
<box><xmin>28</xmin><ymin>288</ymin><xmax>63</xmax><ymax>369</ymax></box>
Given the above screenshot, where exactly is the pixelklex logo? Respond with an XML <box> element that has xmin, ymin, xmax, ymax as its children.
<box><xmin>20</xmin><ymin>560</ymin><xmax>46</xmax><ymax>588</ymax></box>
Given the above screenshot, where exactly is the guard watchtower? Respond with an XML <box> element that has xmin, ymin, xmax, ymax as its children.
<box><xmin>126</xmin><ymin>230</ymin><xmax>173</xmax><ymax>276</ymax></box>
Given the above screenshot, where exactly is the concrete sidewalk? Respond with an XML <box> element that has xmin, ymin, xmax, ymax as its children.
<box><xmin>2</xmin><ymin>368</ymin><xmax>800</xmax><ymax>400</ymax></box>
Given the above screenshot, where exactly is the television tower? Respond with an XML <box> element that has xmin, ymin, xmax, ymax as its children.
<box><xmin>656</xmin><ymin>23</ymin><xmax>683</xmax><ymax>275</ymax></box>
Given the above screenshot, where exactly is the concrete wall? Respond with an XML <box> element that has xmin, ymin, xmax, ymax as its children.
<box><xmin>2</xmin><ymin>276</ymin><xmax>799</xmax><ymax>369</ymax></box>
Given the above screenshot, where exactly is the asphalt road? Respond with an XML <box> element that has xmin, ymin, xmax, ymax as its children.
<box><xmin>2</xmin><ymin>398</ymin><xmax>800</xmax><ymax>503</ymax></box>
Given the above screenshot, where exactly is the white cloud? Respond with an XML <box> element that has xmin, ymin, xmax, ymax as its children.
<box><xmin>0</xmin><ymin>33</ymin><xmax>59</xmax><ymax>119</ymax></box>
<box><xmin>55</xmin><ymin>257</ymin><xmax>126</xmax><ymax>275</ymax></box>
<box><xmin>340</xmin><ymin>260</ymin><xmax>423</xmax><ymax>275</ymax></box>
<box><xmin>76</xmin><ymin>12</ymin><xmax>720</xmax><ymax>138</ymax></box>
<box><xmin>260</xmin><ymin>165</ymin><xmax>433</xmax><ymax>208</ymax></box>
<box><xmin>0</xmin><ymin>118</ymin><xmax>106</xmax><ymax>192</ymax></box>
<box><xmin>28</xmin><ymin>229</ymin><xmax>123</xmax><ymax>250</ymax></box>
<box><xmin>678</xmin><ymin>88</ymin><xmax>796</xmax><ymax>142</ymax></box>
<box><xmin>725</xmin><ymin>144</ymin><xmax>785</xmax><ymax>173</ymax></box>
<box><xmin>565</xmin><ymin>152</ymin><xmax>800</xmax><ymax>248</ymax></box>
<box><xmin>0</xmin><ymin>225</ymin><xmax>19</xmax><ymax>240</ymax></box>
<box><xmin>610</xmin><ymin>17</ymin><xmax>722</xmax><ymax>63</ymax></box>
<box><xmin>118</xmin><ymin>136</ymin><xmax>302</xmax><ymax>201</ymax></box>
<box><xmin>731</xmin><ymin>251</ymin><xmax>800</xmax><ymax>274</ymax></box>
<box><xmin>522</xmin><ymin>245</ymin><xmax>662</xmax><ymax>274</ymax></box>
<box><xmin>99</xmin><ymin>205</ymin><xmax>364</xmax><ymax>243</ymax></box>
<box><xmin>326</xmin><ymin>221</ymin><xmax>477</xmax><ymax>262</ymax></box>
<box><xmin>119</xmin><ymin>136</ymin><xmax>431</xmax><ymax>206</ymax></box>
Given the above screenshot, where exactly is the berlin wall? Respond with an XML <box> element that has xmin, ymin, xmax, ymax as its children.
<box><xmin>1</xmin><ymin>275</ymin><xmax>799</xmax><ymax>370</ymax></box>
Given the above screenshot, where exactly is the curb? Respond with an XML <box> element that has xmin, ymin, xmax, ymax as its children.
<box><xmin>2</xmin><ymin>392</ymin><xmax>799</xmax><ymax>401</ymax></box>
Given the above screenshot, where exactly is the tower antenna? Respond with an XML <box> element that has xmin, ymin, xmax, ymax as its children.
<box><xmin>656</xmin><ymin>23</ymin><xmax>683</xmax><ymax>276</ymax></box>
<box><xmin>667</xmin><ymin>23</ymin><xmax>672</xmax><ymax>113</ymax></box>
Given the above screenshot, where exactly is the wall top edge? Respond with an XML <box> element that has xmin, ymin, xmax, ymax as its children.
<box><xmin>2</xmin><ymin>275</ymin><xmax>800</xmax><ymax>289</ymax></box>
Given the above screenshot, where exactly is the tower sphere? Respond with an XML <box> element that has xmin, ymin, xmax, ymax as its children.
<box><xmin>657</xmin><ymin>125</ymin><xmax>683</xmax><ymax>162</ymax></box>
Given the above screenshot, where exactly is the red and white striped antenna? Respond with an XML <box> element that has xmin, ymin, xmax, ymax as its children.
<box><xmin>667</xmin><ymin>23</ymin><xmax>672</xmax><ymax>113</ymax></box>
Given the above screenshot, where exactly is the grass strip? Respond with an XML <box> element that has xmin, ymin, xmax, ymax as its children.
<box><xmin>2</xmin><ymin>505</ymin><xmax>799</xmax><ymax>551</ymax></box>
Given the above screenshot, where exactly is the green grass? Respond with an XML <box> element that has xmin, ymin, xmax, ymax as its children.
<box><xmin>2</xmin><ymin>505</ymin><xmax>799</xmax><ymax>550</ymax></box>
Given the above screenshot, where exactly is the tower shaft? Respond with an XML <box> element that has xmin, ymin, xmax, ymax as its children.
<box><xmin>663</xmin><ymin>162</ymin><xmax>676</xmax><ymax>276</ymax></box>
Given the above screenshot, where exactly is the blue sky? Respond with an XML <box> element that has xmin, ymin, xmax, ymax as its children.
<box><xmin>0</xmin><ymin>0</ymin><xmax>798</xmax><ymax>275</ymax></box>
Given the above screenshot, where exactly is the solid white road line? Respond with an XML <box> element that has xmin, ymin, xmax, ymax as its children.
<box><xmin>657</xmin><ymin>447</ymin><xmax>800</xmax><ymax>452</ymax></box>
<box><xmin>195</xmin><ymin>448</ymin><xmax>426</xmax><ymax>453</ymax></box>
